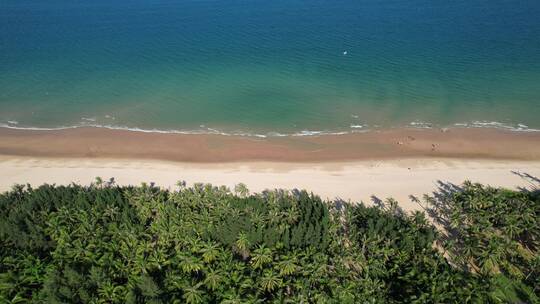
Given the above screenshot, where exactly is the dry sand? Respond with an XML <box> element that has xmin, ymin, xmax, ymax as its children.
<box><xmin>1</xmin><ymin>156</ymin><xmax>538</xmax><ymax>212</ymax></box>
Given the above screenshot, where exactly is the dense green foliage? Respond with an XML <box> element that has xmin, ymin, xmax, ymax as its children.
<box><xmin>424</xmin><ymin>181</ymin><xmax>540</xmax><ymax>302</ymax></box>
<box><xmin>0</xmin><ymin>179</ymin><xmax>538</xmax><ymax>303</ymax></box>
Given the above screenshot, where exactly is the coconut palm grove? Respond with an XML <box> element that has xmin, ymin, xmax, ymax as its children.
<box><xmin>0</xmin><ymin>179</ymin><xmax>538</xmax><ymax>303</ymax></box>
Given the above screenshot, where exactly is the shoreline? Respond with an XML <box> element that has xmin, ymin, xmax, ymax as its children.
<box><xmin>1</xmin><ymin>126</ymin><xmax>540</xmax><ymax>162</ymax></box>
<box><xmin>2</xmin><ymin>120</ymin><xmax>539</xmax><ymax>136</ymax></box>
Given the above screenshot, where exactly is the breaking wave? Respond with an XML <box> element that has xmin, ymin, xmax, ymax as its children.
<box><xmin>0</xmin><ymin>119</ymin><xmax>538</xmax><ymax>138</ymax></box>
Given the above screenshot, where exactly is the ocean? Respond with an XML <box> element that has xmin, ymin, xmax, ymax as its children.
<box><xmin>1</xmin><ymin>0</ymin><xmax>540</xmax><ymax>136</ymax></box>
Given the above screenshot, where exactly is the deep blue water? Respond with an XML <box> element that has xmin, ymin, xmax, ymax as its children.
<box><xmin>1</xmin><ymin>0</ymin><xmax>540</xmax><ymax>135</ymax></box>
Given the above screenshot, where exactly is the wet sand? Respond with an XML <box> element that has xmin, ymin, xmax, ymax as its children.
<box><xmin>0</xmin><ymin>127</ymin><xmax>539</xmax><ymax>162</ymax></box>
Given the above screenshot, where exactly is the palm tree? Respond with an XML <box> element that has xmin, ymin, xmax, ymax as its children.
<box><xmin>251</xmin><ymin>245</ymin><xmax>273</xmax><ymax>270</ymax></box>
<box><xmin>203</xmin><ymin>269</ymin><xmax>223</xmax><ymax>291</ymax></box>
<box><xmin>233</xmin><ymin>232</ymin><xmax>251</xmax><ymax>260</ymax></box>
<box><xmin>259</xmin><ymin>270</ymin><xmax>282</xmax><ymax>293</ymax></box>
<box><xmin>95</xmin><ymin>177</ymin><xmax>104</xmax><ymax>188</ymax></box>
<box><xmin>136</xmin><ymin>275</ymin><xmax>161</xmax><ymax>299</ymax></box>
<box><xmin>221</xmin><ymin>290</ymin><xmax>243</xmax><ymax>304</ymax></box>
<box><xmin>200</xmin><ymin>241</ymin><xmax>220</xmax><ymax>264</ymax></box>
<box><xmin>176</xmin><ymin>180</ymin><xmax>187</xmax><ymax>190</ymax></box>
<box><xmin>504</xmin><ymin>216</ymin><xmax>521</xmax><ymax>240</ymax></box>
<box><xmin>251</xmin><ymin>212</ymin><xmax>266</xmax><ymax>229</ymax></box>
<box><xmin>285</xmin><ymin>207</ymin><xmax>300</xmax><ymax>225</ymax></box>
<box><xmin>277</xmin><ymin>257</ymin><xmax>298</xmax><ymax>277</ymax></box>
<box><xmin>183</xmin><ymin>282</ymin><xmax>204</xmax><ymax>304</ymax></box>
<box><xmin>234</xmin><ymin>183</ymin><xmax>249</xmax><ymax>198</ymax></box>
<box><xmin>179</xmin><ymin>256</ymin><xmax>204</xmax><ymax>275</ymax></box>
<box><xmin>268</xmin><ymin>209</ymin><xmax>282</xmax><ymax>226</ymax></box>
<box><xmin>227</xmin><ymin>270</ymin><xmax>244</xmax><ymax>289</ymax></box>
<box><xmin>146</xmin><ymin>247</ymin><xmax>169</xmax><ymax>271</ymax></box>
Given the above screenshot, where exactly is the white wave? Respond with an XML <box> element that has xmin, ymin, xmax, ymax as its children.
<box><xmin>81</xmin><ymin>117</ymin><xmax>97</xmax><ymax>122</ymax></box>
<box><xmin>453</xmin><ymin>121</ymin><xmax>540</xmax><ymax>132</ymax></box>
<box><xmin>472</xmin><ymin>121</ymin><xmax>512</xmax><ymax>128</ymax></box>
<box><xmin>409</xmin><ymin>121</ymin><xmax>433</xmax><ymax>129</ymax></box>
<box><xmin>292</xmin><ymin>130</ymin><xmax>323</xmax><ymax>136</ymax></box>
<box><xmin>266</xmin><ymin>132</ymin><xmax>288</xmax><ymax>137</ymax></box>
<box><xmin>292</xmin><ymin>130</ymin><xmax>349</xmax><ymax>137</ymax></box>
<box><xmin>1</xmin><ymin>120</ymin><xmax>538</xmax><ymax>138</ymax></box>
<box><xmin>0</xmin><ymin>124</ymin><xmax>81</xmax><ymax>131</ymax></box>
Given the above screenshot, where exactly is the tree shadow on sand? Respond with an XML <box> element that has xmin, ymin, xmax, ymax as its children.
<box><xmin>416</xmin><ymin>174</ymin><xmax>539</xmax><ymax>272</ymax></box>
<box><xmin>511</xmin><ymin>171</ymin><xmax>540</xmax><ymax>193</ymax></box>
<box><xmin>413</xmin><ymin>181</ymin><xmax>465</xmax><ymax>267</ymax></box>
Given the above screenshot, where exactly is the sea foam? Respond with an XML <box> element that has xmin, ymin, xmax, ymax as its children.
<box><xmin>0</xmin><ymin>120</ymin><xmax>538</xmax><ymax>138</ymax></box>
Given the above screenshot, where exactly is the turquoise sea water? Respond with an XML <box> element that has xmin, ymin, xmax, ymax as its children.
<box><xmin>1</xmin><ymin>0</ymin><xmax>540</xmax><ymax>136</ymax></box>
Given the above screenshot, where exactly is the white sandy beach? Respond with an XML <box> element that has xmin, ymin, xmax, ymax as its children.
<box><xmin>1</xmin><ymin>156</ymin><xmax>538</xmax><ymax>212</ymax></box>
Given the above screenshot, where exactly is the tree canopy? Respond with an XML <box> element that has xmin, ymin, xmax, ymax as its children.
<box><xmin>0</xmin><ymin>179</ymin><xmax>538</xmax><ymax>303</ymax></box>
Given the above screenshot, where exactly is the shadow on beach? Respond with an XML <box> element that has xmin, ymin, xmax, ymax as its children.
<box><xmin>409</xmin><ymin>173</ymin><xmax>539</xmax><ymax>271</ymax></box>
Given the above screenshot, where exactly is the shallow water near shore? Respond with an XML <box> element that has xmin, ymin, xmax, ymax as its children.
<box><xmin>1</xmin><ymin>0</ymin><xmax>540</xmax><ymax>134</ymax></box>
